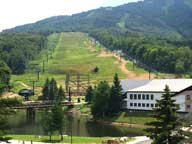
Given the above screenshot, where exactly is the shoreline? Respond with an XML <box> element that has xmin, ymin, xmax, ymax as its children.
<box><xmin>69</xmin><ymin>109</ymin><xmax>148</xmax><ymax>129</ymax></box>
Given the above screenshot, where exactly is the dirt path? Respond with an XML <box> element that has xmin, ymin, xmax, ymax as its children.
<box><xmin>98</xmin><ymin>51</ymin><xmax>154</xmax><ymax>79</ymax></box>
<box><xmin>84</xmin><ymin>39</ymin><xmax>154</xmax><ymax>79</ymax></box>
<box><xmin>1</xmin><ymin>92</ymin><xmax>19</xmax><ymax>98</ymax></box>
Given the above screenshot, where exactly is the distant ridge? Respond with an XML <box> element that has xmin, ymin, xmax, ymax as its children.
<box><xmin>3</xmin><ymin>0</ymin><xmax>192</xmax><ymax>38</ymax></box>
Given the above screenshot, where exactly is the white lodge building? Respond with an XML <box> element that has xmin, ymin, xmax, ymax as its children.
<box><xmin>121</xmin><ymin>79</ymin><xmax>192</xmax><ymax>112</ymax></box>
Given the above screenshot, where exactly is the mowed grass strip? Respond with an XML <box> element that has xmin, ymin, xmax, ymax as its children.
<box><xmin>7</xmin><ymin>135</ymin><xmax>134</xmax><ymax>144</ymax></box>
<box><xmin>47</xmin><ymin>32</ymin><xmax>126</xmax><ymax>81</ymax></box>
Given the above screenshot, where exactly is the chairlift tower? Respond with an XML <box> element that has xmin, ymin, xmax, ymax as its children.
<box><xmin>65</xmin><ymin>73</ymin><xmax>90</xmax><ymax>96</ymax></box>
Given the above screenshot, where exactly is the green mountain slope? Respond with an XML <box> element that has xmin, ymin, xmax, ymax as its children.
<box><xmin>3</xmin><ymin>0</ymin><xmax>192</xmax><ymax>38</ymax></box>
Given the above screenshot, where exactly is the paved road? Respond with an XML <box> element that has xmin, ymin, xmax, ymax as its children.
<box><xmin>127</xmin><ymin>136</ymin><xmax>152</xmax><ymax>144</ymax></box>
<box><xmin>134</xmin><ymin>140</ymin><xmax>152</xmax><ymax>144</ymax></box>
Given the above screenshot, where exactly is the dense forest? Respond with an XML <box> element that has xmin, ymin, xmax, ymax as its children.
<box><xmin>1</xmin><ymin>0</ymin><xmax>192</xmax><ymax>77</ymax></box>
<box><xmin>0</xmin><ymin>61</ymin><xmax>11</xmax><ymax>94</ymax></box>
<box><xmin>90</xmin><ymin>30</ymin><xmax>192</xmax><ymax>74</ymax></box>
<box><xmin>4</xmin><ymin>0</ymin><xmax>192</xmax><ymax>38</ymax></box>
<box><xmin>0</xmin><ymin>33</ymin><xmax>47</xmax><ymax>75</ymax></box>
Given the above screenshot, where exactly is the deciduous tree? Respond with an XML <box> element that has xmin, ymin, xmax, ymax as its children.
<box><xmin>91</xmin><ymin>81</ymin><xmax>110</xmax><ymax>118</ymax></box>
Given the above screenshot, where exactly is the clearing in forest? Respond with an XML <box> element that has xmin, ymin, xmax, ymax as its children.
<box><xmin>12</xmin><ymin>32</ymin><xmax>152</xmax><ymax>93</ymax></box>
<box><xmin>47</xmin><ymin>32</ymin><xmax>151</xmax><ymax>81</ymax></box>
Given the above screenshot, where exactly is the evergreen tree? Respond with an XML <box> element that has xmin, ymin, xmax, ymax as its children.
<box><xmin>49</xmin><ymin>78</ymin><xmax>58</xmax><ymax>101</ymax></box>
<box><xmin>85</xmin><ymin>86</ymin><xmax>94</xmax><ymax>104</ymax></box>
<box><xmin>145</xmin><ymin>85</ymin><xmax>184</xmax><ymax>144</ymax></box>
<box><xmin>91</xmin><ymin>81</ymin><xmax>110</xmax><ymax>118</ymax></box>
<box><xmin>42</xmin><ymin>78</ymin><xmax>50</xmax><ymax>100</ymax></box>
<box><xmin>107</xmin><ymin>73</ymin><xmax>123</xmax><ymax>115</ymax></box>
<box><xmin>56</xmin><ymin>86</ymin><xmax>65</xmax><ymax>102</ymax></box>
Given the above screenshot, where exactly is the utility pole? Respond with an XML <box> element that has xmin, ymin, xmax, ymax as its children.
<box><xmin>37</xmin><ymin>70</ymin><xmax>40</xmax><ymax>81</ymax></box>
<box><xmin>46</xmin><ymin>53</ymin><xmax>49</xmax><ymax>62</ymax></box>
<box><xmin>42</xmin><ymin>60</ymin><xmax>45</xmax><ymax>73</ymax></box>
<box><xmin>70</xmin><ymin>116</ymin><xmax>73</xmax><ymax>144</ymax></box>
<box><xmin>35</xmin><ymin>66</ymin><xmax>41</xmax><ymax>81</ymax></box>
<box><xmin>77</xmin><ymin>73</ymin><xmax>80</xmax><ymax>96</ymax></box>
<box><xmin>149</xmin><ymin>70</ymin><xmax>151</xmax><ymax>80</ymax></box>
<box><xmin>68</xmin><ymin>87</ymin><xmax>71</xmax><ymax>102</ymax></box>
<box><xmin>87</xmin><ymin>74</ymin><xmax>90</xmax><ymax>86</ymax></box>
<box><xmin>30</xmin><ymin>80</ymin><xmax>37</xmax><ymax>95</ymax></box>
<box><xmin>133</xmin><ymin>61</ymin><xmax>135</xmax><ymax>71</ymax></box>
<box><xmin>65</xmin><ymin>73</ymin><xmax>70</xmax><ymax>93</ymax></box>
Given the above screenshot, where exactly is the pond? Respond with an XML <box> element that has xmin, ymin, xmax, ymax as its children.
<box><xmin>8</xmin><ymin>110</ymin><xmax>145</xmax><ymax>137</ymax></box>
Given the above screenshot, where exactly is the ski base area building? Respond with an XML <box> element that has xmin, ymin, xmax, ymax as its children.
<box><xmin>121</xmin><ymin>79</ymin><xmax>192</xmax><ymax>112</ymax></box>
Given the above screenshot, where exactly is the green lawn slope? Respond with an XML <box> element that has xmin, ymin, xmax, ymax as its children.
<box><xmin>11</xmin><ymin>32</ymin><xmax>150</xmax><ymax>94</ymax></box>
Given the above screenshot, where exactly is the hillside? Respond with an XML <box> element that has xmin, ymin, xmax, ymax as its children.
<box><xmin>3</xmin><ymin>0</ymin><xmax>192</xmax><ymax>38</ymax></box>
<box><xmin>12</xmin><ymin>32</ymin><xmax>152</xmax><ymax>93</ymax></box>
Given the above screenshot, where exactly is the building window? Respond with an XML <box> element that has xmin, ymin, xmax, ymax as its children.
<box><xmin>151</xmin><ymin>104</ymin><xmax>154</xmax><ymax>107</ymax></box>
<box><xmin>146</xmin><ymin>104</ymin><xmax>149</xmax><ymax>107</ymax></box>
<box><xmin>146</xmin><ymin>94</ymin><xmax>149</xmax><ymax>100</ymax></box>
<box><xmin>142</xmin><ymin>94</ymin><xmax>145</xmax><ymax>100</ymax></box>
<box><xmin>187</xmin><ymin>95</ymin><xmax>190</xmax><ymax>100</ymax></box>
<box><xmin>187</xmin><ymin>105</ymin><xmax>191</xmax><ymax>109</ymax></box>
<box><xmin>138</xmin><ymin>103</ymin><xmax>141</xmax><ymax>107</ymax></box>
<box><xmin>142</xmin><ymin>103</ymin><xmax>145</xmax><ymax>107</ymax></box>
<box><xmin>130</xmin><ymin>103</ymin><xmax>133</xmax><ymax>107</ymax></box>
<box><xmin>134</xmin><ymin>94</ymin><xmax>137</xmax><ymax>100</ymax></box>
<box><xmin>134</xmin><ymin>103</ymin><xmax>137</xmax><ymax>107</ymax></box>
<box><xmin>138</xmin><ymin>94</ymin><xmax>141</xmax><ymax>100</ymax></box>
<box><xmin>130</xmin><ymin>94</ymin><xmax>133</xmax><ymax>100</ymax></box>
<box><xmin>151</xmin><ymin>94</ymin><xmax>154</xmax><ymax>100</ymax></box>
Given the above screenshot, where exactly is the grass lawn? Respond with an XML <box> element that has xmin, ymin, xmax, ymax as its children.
<box><xmin>7</xmin><ymin>135</ymin><xmax>134</xmax><ymax>144</ymax></box>
<box><xmin>77</xmin><ymin>104</ymin><xmax>154</xmax><ymax>125</ymax></box>
<box><xmin>11</xmin><ymin>32</ymin><xmax>127</xmax><ymax>93</ymax></box>
<box><xmin>102</xmin><ymin>111</ymin><xmax>155</xmax><ymax>125</ymax></box>
<box><xmin>11</xmin><ymin>32</ymin><xmax>176</xmax><ymax>94</ymax></box>
<box><xmin>47</xmin><ymin>32</ymin><xmax>126</xmax><ymax>81</ymax></box>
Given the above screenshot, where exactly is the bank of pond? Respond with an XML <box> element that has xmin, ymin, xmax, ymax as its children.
<box><xmin>7</xmin><ymin>110</ymin><xmax>145</xmax><ymax>138</ymax></box>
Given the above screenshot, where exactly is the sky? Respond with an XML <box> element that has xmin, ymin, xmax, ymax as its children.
<box><xmin>0</xmin><ymin>0</ymin><xmax>140</xmax><ymax>32</ymax></box>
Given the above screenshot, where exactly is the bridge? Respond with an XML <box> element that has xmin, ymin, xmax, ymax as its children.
<box><xmin>13</xmin><ymin>101</ymin><xmax>74</xmax><ymax>109</ymax></box>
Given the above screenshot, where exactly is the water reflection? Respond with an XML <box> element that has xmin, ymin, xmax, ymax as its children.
<box><xmin>8</xmin><ymin>110</ymin><xmax>145</xmax><ymax>137</ymax></box>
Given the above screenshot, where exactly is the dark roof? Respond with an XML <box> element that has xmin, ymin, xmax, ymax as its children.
<box><xmin>18</xmin><ymin>89</ymin><xmax>34</xmax><ymax>96</ymax></box>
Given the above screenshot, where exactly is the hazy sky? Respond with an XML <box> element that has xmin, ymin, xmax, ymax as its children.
<box><xmin>0</xmin><ymin>0</ymin><xmax>140</xmax><ymax>32</ymax></box>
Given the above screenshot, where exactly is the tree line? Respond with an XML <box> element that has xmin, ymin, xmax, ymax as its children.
<box><xmin>0</xmin><ymin>33</ymin><xmax>47</xmax><ymax>74</ymax></box>
<box><xmin>42</xmin><ymin>78</ymin><xmax>65</xmax><ymax>101</ymax></box>
<box><xmin>0</xmin><ymin>61</ymin><xmax>11</xmax><ymax>94</ymax></box>
<box><xmin>0</xmin><ymin>98</ymin><xmax>21</xmax><ymax>141</ymax></box>
<box><xmin>41</xmin><ymin>78</ymin><xmax>65</xmax><ymax>141</ymax></box>
<box><xmin>90</xmin><ymin>30</ymin><xmax>192</xmax><ymax>75</ymax></box>
<box><xmin>85</xmin><ymin>74</ymin><xmax>123</xmax><ymax>117</ymax></box>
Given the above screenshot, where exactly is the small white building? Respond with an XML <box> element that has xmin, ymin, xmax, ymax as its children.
<box><xmin>121</xmin><ymin>79</ymin><xmax>192</xmax><ymax>112</ymax></box>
